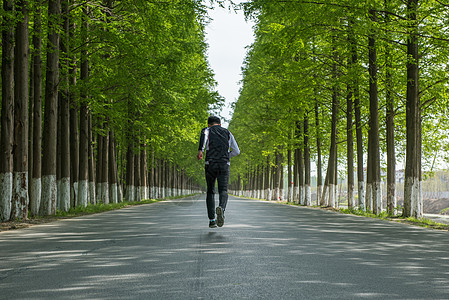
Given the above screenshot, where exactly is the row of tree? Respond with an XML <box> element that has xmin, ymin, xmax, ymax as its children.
<box><xmin>229</xmin><ymin>0</ymin><xmax>449</xmax><ymax>218</ymax></box>
<box><xmin>0</xmin><ymin>0</ymin><xmax>218</xmax><ymax>222</ymax></box>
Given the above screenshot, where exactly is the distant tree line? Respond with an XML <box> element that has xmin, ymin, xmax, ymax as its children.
<box><xmin>229</xmin><ymin>0</ymin><xmax>449</xmax><ymax>218</ymax></box>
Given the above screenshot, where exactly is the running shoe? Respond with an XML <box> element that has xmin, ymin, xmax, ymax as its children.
<box><xmin>209</xmin><ymin>220</ymin><xmax>217</xmax><ymax>228</ymax></box>
<box><xmin>216</xmin><ymin>206</ymin><xmax>225</xmax><ymax>227</ymax></box>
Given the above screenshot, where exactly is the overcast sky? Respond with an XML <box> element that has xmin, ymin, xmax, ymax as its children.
<box><xmin>205</xmin><ymin>2</ymin><xmax>255</xmax><ymax>127</ymax></box>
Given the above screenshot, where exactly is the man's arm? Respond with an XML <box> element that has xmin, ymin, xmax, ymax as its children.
<box><xmin>229</xmin><ymin>132</ymin><xmax>240</xmax><ymax>158</ymax></box>
<box><xmin>197</xmin><ymin>128</ymin><xmax>208</xmax><ymax>160</ymax></box>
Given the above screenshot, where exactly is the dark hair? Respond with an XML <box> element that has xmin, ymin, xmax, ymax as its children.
<box><xmin>208</xmin><ymin>115</ymin><xmax>221</xmax><ymax>125</ymax></box>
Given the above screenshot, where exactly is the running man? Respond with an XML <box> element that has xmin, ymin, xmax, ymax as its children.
<box><xmin>197</xmin><ymin>116</ymin><xmax>240</xmax><ymax>228</ymax></box>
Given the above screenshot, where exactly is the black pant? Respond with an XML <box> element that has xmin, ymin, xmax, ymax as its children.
<box><xmin>205</xmin><ymin>162</ymin><xmax>230</xmax><ymax>220</ymax></box>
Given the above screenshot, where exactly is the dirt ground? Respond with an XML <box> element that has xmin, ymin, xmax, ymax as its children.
<box><xmin>423</xmin><ymin>198</ymin><xmax>449</xmax><ymax>214</ymax></box>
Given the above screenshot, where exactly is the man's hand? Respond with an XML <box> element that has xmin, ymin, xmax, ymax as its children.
<box><xmin>197</xmin><ymin>150</ymin><xmax>203</xmax><ymax>160</ymax></box>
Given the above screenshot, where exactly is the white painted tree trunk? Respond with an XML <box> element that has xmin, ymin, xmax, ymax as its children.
<box><xmin>264</xmin><ymin>188</ymin><xmax>270</xmax><ymax>201</ymax></box>
<box><xmin>405</xmin><ymin>177</ymin><xmax>422</xmax><ymax>218</ymax></box>
<box><xmin>41</xmin><ymin>175</ymin><xmax>57</xmax><ymax>215</ymax></box>
<box><xmin>416</xmin><ymin>180</ymin><xmax>422</xmax><ymax>218</ymax></box>
<box><xmin>89</xmin><ymin>182</ymin><xmax>96</xmax><ymax>205</ymax></box>
<box><xmin>365</xmin><ymin>183</ymin><xmax>373</xmax><ymax>212</ymax></box>
<box><xmin>96</xmin><ymin>183</ymin><xmax>102</xmax><ymax>204</ymax></box>
<box><xmin>334</xmin><ymin>184</ymin><xmax>338</xmax><ymax>208</ymax></box>
<box><xmin>305</xmin><ymin>184</ymin><xmax>311</xmax><ymax>206</ymax></box>
<box><xmin>316</xmin><ymin>186</ymin><xmax>322</xmax><ymax>206</ymax></box>
<box><xmin>320</xmin><ymin>184</ymin><xmax>328</xmax><ymax>206</ymax></box>
<box><xmin>348</xmin><ymin>187</ymin><xmax>354</xmax><ymax>209</ymax></box>
<box><xmin>117</xmin><ymin>185</ymin><xmax>123</xmax><ymax>203</ymax></box>
<box><xmin>373</xmin><ymin>181</ymin><xmax>382</xmax><ymax>214</ymax></box>
<box><xmin>135</xmin><ymin>186</ymin><xmax>141</xmax><ymax>201</ymax></box>
<box><xmin>358</xmin><ymin>181</ymin><xmax>365</xmax><ymax>211</ymax></box>
<box><xmin>59</xmin><ymin>177</ymin><xmax>70</xmax><ymax>212</ymax></box>
<box><xmin>57</xmin><ymin>179</ymin><xmax>62</xmax><ymax>211</ymax></box>
<box><xmin>126</xmin><ymin>185</ymin><xmax>135</xmax><ymax>202</ymax></box>
<box><xmin>110</xmin><ymin>183</ymin><xmax>118</xmax><ymax>204</ymax></box>
<box><xmin>329</xmin><ymin>184</ymin><xmax>336</xmax><ymax>208</ymax></box>
<box><xmin>71</xmin><ymin>181</ymin><xmax>78</xmax><ymax>207</ymax></box>
<box><xmin>287</xmin><ymin>186</ymin><xmax>292</xmax><ymax>202</ymax></box>
<box><xmin>78</xmin><ymin>179</ymin><xmax>88</xmax><ymax>207</ymax></box>
<box><xmin>387</xmin><ymin>182</ymin><xmax>397</xmax><ymax>214</ymax></box>
<box><xmin>299</xmin><ymin>186</ymin><xmax>304</xmax><ymax>205</ymax></box>
<box><xmin>274</xmin><ymin>187</ymin><xmax>279</xmax><ymax>201</ymax></box>
<box><xmin>12</xmin><ymin>172</ymin><xmax>29</xmax><ymax>220</ymax></box>
<box><xmin>101</xmin><ymin>182</ymin><xmax>109</xmax><ymax>204</ymax></box>
<box><xmin>30</xmin><ymin>177</ymin><xmax>41</xmax><ymax>217</ymax></box>
<box><xmin>294</xmin><ymin>186</ymin><xmax>299</xmax><ymax>204</ymax></box>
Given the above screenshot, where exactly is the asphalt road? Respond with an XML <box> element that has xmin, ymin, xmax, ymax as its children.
<box><xmin>1</xmin><ymin>195</ymin><xmax>449</xmax><ymax>300</ymax></box>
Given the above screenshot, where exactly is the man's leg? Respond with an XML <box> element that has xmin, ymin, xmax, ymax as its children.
<box><xmin>205</xmin><ymin>164</ymin><xmax>217</xmax><ymax>220</ymax></box>
<box><xmin>217</xmin><ymin>163</ymin><xmax>230</xmax><ymax>211</ymax></box>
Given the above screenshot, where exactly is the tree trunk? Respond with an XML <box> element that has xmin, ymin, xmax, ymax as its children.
<box><xmin>96</xmin><ymin>131</ymin><xmax>103</xmax><ymax>202</ymax></box>
<box><xmin>354</xmin><ymin>89</ymin><xmax>364</xmax><ymax>210</ymax></box>
<box><xmin>30</xmin><ymin>0</ymin><xmax>43</xmax><ymax>217</ymax></box>
<box><xmin>259</xmin><ymin>164</ymin><xmax>264</xmax><ymax>199</ymax></box>
<box><xmin>125</xmin><ymin>142</ymin><xmax>135</xmax><ymax>201</ymax></box>
<box><xmin>315</xmin><ymin>102</ymin><xmax>322</xmax><ymax>206</ymax></box>
<box><xmin>287</xmin><ymin>148</ymin><xmax>292</xmax><ymax>202</ymax></box>
<box><xmin>41</xmin><ymin>0</ymin><xmax>60</xmax><ymax>216</ymax></box>
<box><xmin>69</xmin><ymin>0</ymin><xmax>78</xmax><ymax>209</ymax></box>
<box><xmin>78</xmin><ymin>3</ymin><xmax>89</xmax><ymax>207</ymax></box>
<box><xmin>78</xmin><ymin>103</ymin><xmax>89</xmax><ymax>207</ymax></box>
<box><xmin>12</xmin><ymin>0</ymin><xmax>30</xmax><ymax>220</ymax></box>
<box><xmin>58</xmin><ymin>0</ymin><xmax>70</xmax><ymax>212</ymax></box>
<box><xmin>326</xmin><ymin>53</ymin><xmax>339</xmax><ymax>208</ymax></box>
<box><xmin>367</xmin><ymin>8</ymin><xmax>382</xmax><ymax>214</ymax></box>
<box><xmin>404</xmin><ymin>0</ymin><xmax>422</xmax><ymax>218</ymax></box>
<box><xmin>304</xmin><ymin>113</ymin><xmax>311</xmax><ymax>206</ymax></box>
<box><xmin>270</xmin><ymin>161</ymin><xmax>275</xmax><ymax>200</ymax></box>
<box><xmin>134</xmin><ymin>151</ymin><xmax>141</xmax><ymax>201</ymax></box>
<box><xmin>101</xmin><ymin>130</ymin><xmax>109</xmax><ymax>204</ymax></box>
<box><xmin>140</xmin><ymin>147</ymin><xmax>148</xmax><ymax>199</ymax></box>
<box><xmin>348</xmin><ymin>18</ymin><xmax>361</xmax><ymax>210</ymax></box>
<box><xmin>109</xmin><ymin>131</ymin><xmax>119</xmax><ymax>204</ymax></box>
<box><xmin>346</xmin><ymin>84</ymin><xmax>355</xmax><ymax>210</ymax></box>
<box><xmin>264</xmin><ymin>156</ymin><xmax>270</xmax><ymax>201</ymax></box>
<box><xmin>88</xmin><ymin>113</ymin><xmax>96</xmax><ymax>204</ymax></box>
<box><xmin>385</xmin><ymin>0</ymin><xmax>396</xmax><ymax>215</ymax></box>
<box><xmin>150</xmin><ymin>148</ymin><xmax>155</xmax><ymax>198</ymax></box>
<box><xmin>157</xmin><ymin>158</ymin><xmax>162</xmax><ymax>198</ymax></box>
<box><xmin>274</xmin><ymin>152</ymin><xmax>281</xmax><ymax>200</ymax></box>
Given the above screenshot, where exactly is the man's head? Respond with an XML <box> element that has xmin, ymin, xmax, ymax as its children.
<box><xmin>207</xmin><ymin>115</ymin><xmax>221</xmax><ymax>126</ymax></box>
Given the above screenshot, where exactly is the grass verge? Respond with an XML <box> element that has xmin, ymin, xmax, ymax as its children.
<box><xmin>338</xmin><ymin>207</ymin><xmax>449</xmax><ymax>230</ymax></box>
<box><xmin>240</xmin><ymin>194</ymin><xmax>449</xmax><ymax>231</ymax></box>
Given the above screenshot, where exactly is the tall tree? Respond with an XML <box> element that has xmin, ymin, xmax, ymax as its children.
<box><xmin>385</xmin><ymin>0</ymin><xmax>396</xmax><ymax>215</ymax></box>
<box><xmin>30</xmin><ymin>0</ymin><xmax>43</xmax><ymax>216</ymax></box>
<box><xmin>59</xmin><ymin>0</ymin><xmax>70</xmax><ymax>212</ymax></box>
<box><xmin>0</xmin><ymin>0</ymin><xmax>15</xmax><ymax>222</ymax></box>
<box><xmin>78</xmin><ymin>3</ymin><xmax>89</xmax><ymax>207</ymax></box>
<box><xmin>11</xmin><ymin>0</ymin><xmax>30</xmax><ymax>220</ymax></box>
<box><xmin>404</xmin><ymin>0</ymin><xmax>422</xmax><ymax>218</ymax></box>
<box><xmin>41</xmin><ymin>0</ymin><xmax>61</xmax><ymax>215</ymax></box>
<box><xmin>366</xmin><ymin>8</ymin><xmax>382</xmax><ymax>214</ymax></box>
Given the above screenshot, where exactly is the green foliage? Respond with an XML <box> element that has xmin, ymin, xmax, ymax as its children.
<box><xmin>58</xmin><ymin>0</ymin><xmax>222</xmax><ymax>184</ymax></box>
<box><xmin>230</xmin><ymin>0</ymin><xmax>449</xmax><ymax>186</ymax></box>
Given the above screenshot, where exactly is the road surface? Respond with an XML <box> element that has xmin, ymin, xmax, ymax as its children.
<box><xmin>1</xmin><ymin>195</ymin><xmax>449</xmax><ymax>299</ymax></box>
